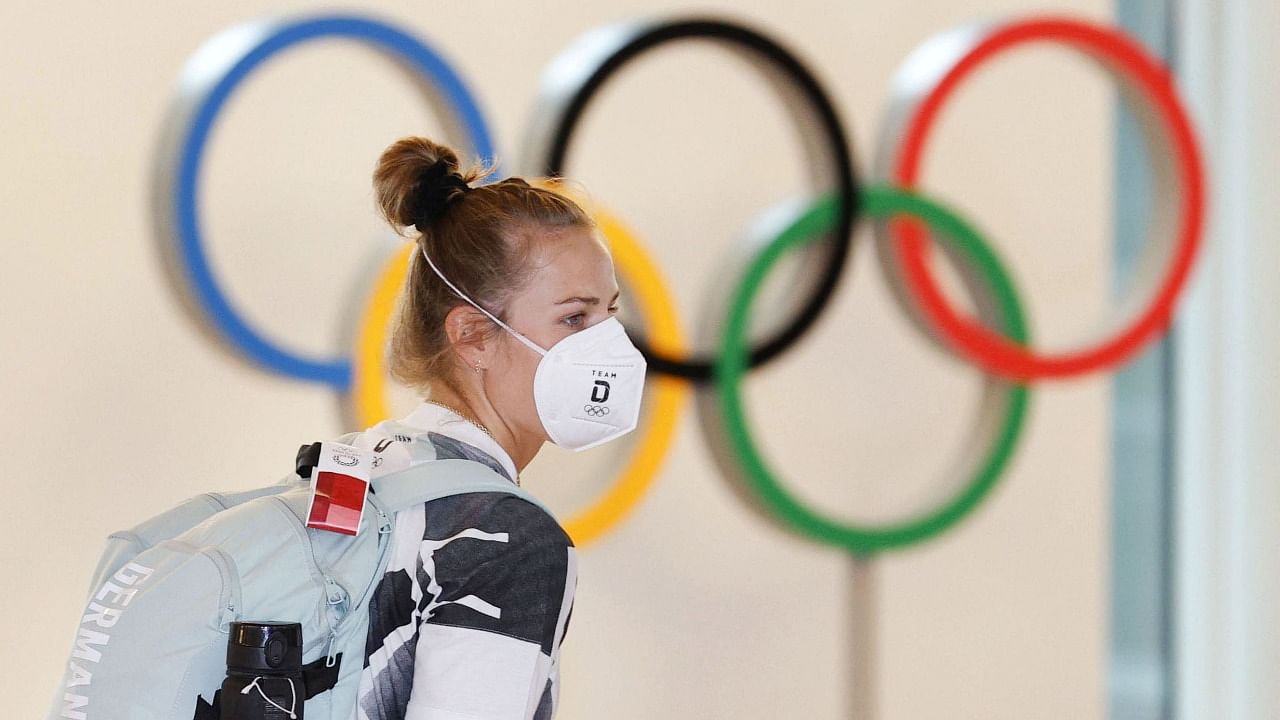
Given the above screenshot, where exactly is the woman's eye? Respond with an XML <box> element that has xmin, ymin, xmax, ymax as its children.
<box><xmin>563</xmin><ymin>307</ymin><xmax>619</xmax><ymax>328</ymax></box>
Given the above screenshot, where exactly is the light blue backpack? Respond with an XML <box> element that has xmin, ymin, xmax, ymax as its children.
<box><xmin>47</xmin><ymin>432</ymin><xmax>549</xmax><ymax>720</ymax></box>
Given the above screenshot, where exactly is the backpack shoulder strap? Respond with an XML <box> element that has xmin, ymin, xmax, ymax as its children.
<box><xmin>368</xmin><ymin>459</ymin><xmax>553</xmax><ymax>519</ymax></box>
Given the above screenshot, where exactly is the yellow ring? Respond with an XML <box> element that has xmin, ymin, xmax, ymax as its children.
<box><xmin>350</xmin><ymin>189</ymin><xmax>690</xmax><ymax>547</ymax></box>
<box><xmin>352</xmin><ymin>242</ymin><xmax>412</xmax><ymax>427</ymax></box>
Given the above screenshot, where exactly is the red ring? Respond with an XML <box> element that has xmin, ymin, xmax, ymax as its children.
<box><xmin>892</xmin><ymin>16</ymin><xmax>1206</xmax><ymax>380</ymax></box>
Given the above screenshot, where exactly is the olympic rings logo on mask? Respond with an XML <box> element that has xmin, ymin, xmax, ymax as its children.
<box><xmin>154</xmin><ymin>13</ymin><xmax>1204</xmax><ymax>554</ymax></box>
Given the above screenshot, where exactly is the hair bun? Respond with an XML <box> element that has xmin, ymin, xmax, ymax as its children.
<box><xmin>371</xmin><ymin>136</ymin><xmax>486</xmax><ymax>236</ymax></box>
<box><xmin>408</xmin><ymin>161</ymin><xmax>473</xmax><ymax>232</ymax></box>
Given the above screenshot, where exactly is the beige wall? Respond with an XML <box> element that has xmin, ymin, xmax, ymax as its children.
<box><xmin>1</xmin><ymin>0</ymin><xmax>1114</xmax><ymax>717</ymax></box>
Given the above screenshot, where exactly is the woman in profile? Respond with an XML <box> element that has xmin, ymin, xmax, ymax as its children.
<box><xmin>351</xmin><ymin>136</ymin><xmax>646</xmax><ymax>720</ymax></box>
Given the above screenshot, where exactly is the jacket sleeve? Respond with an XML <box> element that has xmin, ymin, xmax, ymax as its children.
<box><xmin>399</xmin><ymin>494</ymin><xmax>577</xmax><ymax>720</ymax></box>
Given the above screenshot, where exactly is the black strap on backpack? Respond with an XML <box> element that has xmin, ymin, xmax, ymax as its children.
<box><xmin>301</xmin><ymin>653</ymin><xmax>344</xmax><ymax>698</ymax></box>
<box><xmin>296</xmin><ymin>442</ymin><xmax>323</xmax><ymax>479</ymax></box>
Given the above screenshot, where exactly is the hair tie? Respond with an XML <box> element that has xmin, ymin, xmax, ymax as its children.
<box><xmin>411</xmin><ymin>161</ymin><xmax>472</xmax><ymax>232</ymax></box>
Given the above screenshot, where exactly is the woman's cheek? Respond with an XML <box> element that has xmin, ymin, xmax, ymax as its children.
<box><xmin>518</xmin><ymin>344</ymin><xmax>544</xmax><ymax>432</ymax></box>
<box><xmin>493</xmin><ymin>338</ymin><xmax>543</xmax><ymax>435</ymax></box>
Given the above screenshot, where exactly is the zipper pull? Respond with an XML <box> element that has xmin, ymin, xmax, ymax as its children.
<box><xmin>326</xmin><ymin>628</ymin><xmax>339</xmax><ymax>668</ymax></box>
<box><xmin>323</xmin><ymin>575</ymin><xmax>347</xmax><ymax>607</ymax></box>
<box><xmin>378</xmin><ymin>509</ymin><xmax>392</xmax><ymax>535</ymax></box>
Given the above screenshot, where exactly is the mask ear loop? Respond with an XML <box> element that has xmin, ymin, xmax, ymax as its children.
<box><xmin>419</xmin><ymin>245</ymin><xmax>548</xmax><ymax>358</ymax></box>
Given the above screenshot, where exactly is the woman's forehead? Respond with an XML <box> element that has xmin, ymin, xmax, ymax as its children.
<box><xmin>524</xmin><ymin>230</ymin><xmax>617</xmax><ymax>298</ymax></box>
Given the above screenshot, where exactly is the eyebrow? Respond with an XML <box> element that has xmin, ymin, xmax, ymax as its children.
<box><xmin>555</xmin><ymin>290</ymin><xmax>621</xmax><ymax>306</ymax></box>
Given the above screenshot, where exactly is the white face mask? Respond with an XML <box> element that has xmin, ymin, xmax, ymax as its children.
<box><xmin>420</xmin><ymin>246</ymin><xmax>647</xmax><ymax>452</ymax></box>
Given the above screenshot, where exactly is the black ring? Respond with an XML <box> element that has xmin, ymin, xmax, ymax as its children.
<box><xmin>523</xmin><ymin>17</ymin><xmax>862</xmax><ymax>381</ymax></box>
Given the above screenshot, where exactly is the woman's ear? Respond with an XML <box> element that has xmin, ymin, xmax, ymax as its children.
<box><xmin>443</xmin><ymin>305</ymin><xmax>493</xmax><ymax>369</ymax></box>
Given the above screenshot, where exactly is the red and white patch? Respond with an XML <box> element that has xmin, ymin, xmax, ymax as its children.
<box><xmin>305</xmin><ymin>442</ymin><xmax>373</xmax><ymax>536</ymax></box>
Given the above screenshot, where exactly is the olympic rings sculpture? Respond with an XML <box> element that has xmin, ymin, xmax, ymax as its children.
<box><xmin>153</xmin><ymin>12</ymin><xmax>1204</xmax><ymax>554</ymax></box>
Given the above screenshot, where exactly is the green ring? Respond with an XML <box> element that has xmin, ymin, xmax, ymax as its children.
<box><xmin>713</xmin><ymin>185</ymin><xmax>1031</xmax><ymax>554</ymax></box>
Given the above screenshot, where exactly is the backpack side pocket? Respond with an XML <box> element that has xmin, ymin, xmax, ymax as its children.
<box><xmin>45</xmin><ymin>541</ymin><xmax>235</xmax><ymax>720</ymax></box>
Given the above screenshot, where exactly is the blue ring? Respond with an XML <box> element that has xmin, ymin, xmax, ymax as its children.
<box><xmin>174</xmin><ymin>14</ymin><xmax>497</xmax><ymax>388</ymax></box>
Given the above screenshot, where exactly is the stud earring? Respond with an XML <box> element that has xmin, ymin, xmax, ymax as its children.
<box><xmin>473</xmin><ymin>360</ymin><xmax>483</xmax><ymax>374</ymax></box>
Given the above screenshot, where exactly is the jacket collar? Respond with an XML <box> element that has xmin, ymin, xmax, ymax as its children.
<box><xmin>399</xmin><ymin>402</ymin><xmax>518</xmax><ymax>484</ymax></box>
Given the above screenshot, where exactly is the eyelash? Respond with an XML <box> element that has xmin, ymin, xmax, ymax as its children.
<box><xmin>563</xmin><ymin>306</ymin><xmax>619</xmax><ymax>328</ymax></box>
